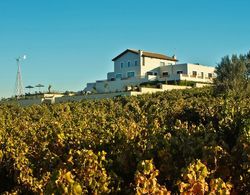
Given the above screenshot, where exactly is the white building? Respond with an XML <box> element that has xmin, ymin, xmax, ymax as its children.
<box><xmin>84</xmin><ymin>49</ymin><xmax>215</xmax><ymax>93</ymax></box>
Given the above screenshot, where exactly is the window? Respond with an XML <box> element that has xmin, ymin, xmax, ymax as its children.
<box><xmin>128</xmin><ymin>61</ymin><xmax>131</xmax><ymax>67</ymax></box>
<box><xmin>177</xmin><ymin>71</ymin><xmax>183</xmax><ymax>74</ymax></box>
<box><xmin>147</xmin><ymin>72</ymin><xmax>154</xmax><ymax>76</ymax></box>
<box><xmin>208</xmin><ymin>73</ymin><xmax>213</xmax><ymax>78</ymax></box>
<box><xmin>162</xmin><ymin>72</ymin><xmax>169</xmax><ymax>77</ymax></box>
<box><xmin>121</xmin><ymin>63</ymin><xmax>123</xmax><ymax>69</ymax></box>
<box><xmin>154</xmin><ymin>72</ymin><xmax>158</xmax><ymax>76</ymax></box>
<box><xmin>127</xmin><ymin>72</ymin><xmax>135</xmax><ymax>78</ymax></box>
<box><xmin>116</xmin><ymin>73</ymin><xmax>122</xmax><ymax>79</ymax></box>
<box><xmin>160</xmin><ymin>62</ymin><xmax>165</xmax><ymax>66</ymax></box>
<box><xmin>135</xmin><ymin>60</ymin><xmax>138</xmax><ymax>66</ymax></box>
<box><xmin>192</xmin><ymin>71</ymin><xmax>197</xmax><ymax>76</ymax></box>
<box><xmin>201</xmin><ymin>72</ymin><xmax>204</xmax><ymax>78</ymax></box>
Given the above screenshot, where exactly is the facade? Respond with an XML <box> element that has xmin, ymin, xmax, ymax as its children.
<box><xmin>108</xmin><ymin>49</ymin><xmax>177</xmax><ymax>80</ymax></box>
<box><xmin>84</xmin><ymin>49</ymin><xmax>216</xmax><ymax>93</ymax></box>
<box><xmin>159</xmin><ymin>63</ymin><xmax>215</xmax><ymax>83</ymax></box>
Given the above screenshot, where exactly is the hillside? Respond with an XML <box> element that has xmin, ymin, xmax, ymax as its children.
<box><xmin>0</xmin><ymin>87</ymin><xmax>249</xmax><ymax>194</ymax></box>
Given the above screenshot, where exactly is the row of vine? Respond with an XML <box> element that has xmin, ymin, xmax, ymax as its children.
<box><xmin>0</xmin><ymin>87</ymin><xmax>249</xmax><ymax>194</ymax></box>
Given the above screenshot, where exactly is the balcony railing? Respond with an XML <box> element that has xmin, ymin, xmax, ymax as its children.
<box><xmin>104</xmin><ymin>73</ymin><xmax>214</xmax><ymax>83</ymax></box>
<box><xmin>159</xmin><ymin>73</ymin><xmax>214</xmax><ymax>82</ymax></box>
<box><xmin>106</xmin><ymin>75</ymin><xmax>148</xmax><ymax>82</ymax></box>
<box><xmin>181</xmin><ymin>74</ymin><xmax>189</xmax><ymax>77</ymax></box>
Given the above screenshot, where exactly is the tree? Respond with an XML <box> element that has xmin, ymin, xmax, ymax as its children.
<box><xmin>215</xmin><ymin>52</ymin><xmax>249</xmax><ymax>96</ymax></box>
<box><xmin>246</xmin><ymin>51</ymin><xmax>250</xmax><ymax>78</ymax></box>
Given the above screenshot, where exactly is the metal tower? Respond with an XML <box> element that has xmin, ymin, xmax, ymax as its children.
<box><xmin>15</xmin><ymin>55</ymin><xmax>26</xmax><ymax>98</ymax></box>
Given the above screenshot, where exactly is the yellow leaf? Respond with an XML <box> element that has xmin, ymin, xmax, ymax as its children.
<box><xmin>65</xmin><ymin>171</ymin><xmax>74</xmax><ymax>183</ymax></box>
<box><xmin>73</xmin><ymin>183</ymin><xmax>82</xmax><ymax>195</ymax></box>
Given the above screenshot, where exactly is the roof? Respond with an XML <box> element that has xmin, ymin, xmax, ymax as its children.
<box><xmin>112</xmin><ymin>49</ymin><xmax>178</xmax><ymax>61</ymax></box>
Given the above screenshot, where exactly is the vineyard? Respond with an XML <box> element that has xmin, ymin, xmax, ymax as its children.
<box><xmin>0</xmin><ymin>87</ymin><xmax>249</xmax><ymax>194</ymax></box>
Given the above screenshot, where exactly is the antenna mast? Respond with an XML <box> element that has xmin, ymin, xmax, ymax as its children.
<box><xmin>15</xmin><ymin>55</ymin><xmax>26</xmax><ymax>98</ymax></box>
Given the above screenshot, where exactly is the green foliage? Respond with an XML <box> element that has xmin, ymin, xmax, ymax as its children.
<box><xmin>139</xmin><ymin>80</ymin><xmax>164</xmax><ymax>88</ymax></box>
<box><xmin>178</xmin><ymin>80</ymin><xmax>196</xmax><ymax>87</ymax></box>
<box><xmin>215</xmin><ymin>51</ymin><xmax>250</xmax><ymax>96</ymax></box>
<box><xmin>0</xmin><ymin>87</ymin><xmax>249</xmax><ymax>194</ymax></box>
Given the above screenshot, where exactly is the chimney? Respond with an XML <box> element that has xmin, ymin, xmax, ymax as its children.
<box><xmin>172</xmin><ymin>54</ymin><xmax>176</xmax><ymax>60</ymax></box>
<box><xmin>139</xmin><ymin>50</ymin><xmax>143</xmax><ymax>66</ymax></box>
<box><xmin>139</xmin><ymin>49</ymin><xmax>143</xmax><ymax>56</ymax></box>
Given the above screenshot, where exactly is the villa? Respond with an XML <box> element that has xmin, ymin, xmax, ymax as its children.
<box><xmin>7</xmin><ymin>49</ymin><xmax>216</xmax><ymax>106</ymax></box>
<box><xmin>84</xmin><ymin>49</ymin><xmax>216</xmax><ymax>93</ymax></box>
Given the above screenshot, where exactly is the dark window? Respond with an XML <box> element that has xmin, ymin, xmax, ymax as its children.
<box><xmin>127</xmin><ymin>72</ymin><xmax>135</xmax><ymax>78</ymax></box>
<box><xmin>121</xmin><ymin>63</ymin><xmax>123</xmax><ymax>68</ymax></box>
<box><xmin>192</xmin><ymin>71</ymin><xmax>197</xmax><ymax>76</ymax></box>
<box><xmin>116</xmin><ymin>73</ymin><xmax>122</xmax><ymax>79</ymax></box>
<box><xmin>147</xmin><ymin>72</ymin><xmax>154</xmax><ymax>76</ymax></box>
<box><xmin>162</xmin><ymin>72</ymin><xmax>169</xmax><ymax>77</ymax></box>
<box><xmin>177</xmin><ymin>71</ymin><xmax>183</xmax><ymax>74</ymax></box>
<box><xmin>208</xmin><ymin>73</ymin><xmax>213</xmax><ymax>78</ymax></box>
<box><xmin>128</xmin><ymin>61</ymin><xmax>131</xmax><ymax>67</ymax></box>
<box><xmin>135</xmin><ymin>60</ymin><xmax>138</xmax><ymax>66</ymax></box>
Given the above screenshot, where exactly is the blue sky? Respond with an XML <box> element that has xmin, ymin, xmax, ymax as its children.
<box><xmin>0</xmin><ymin>0</ymin><xmax>249</xmax><ymax>98</ymax></box>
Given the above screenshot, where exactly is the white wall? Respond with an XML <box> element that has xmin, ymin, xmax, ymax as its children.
<box><xmin>57</xmin><ymin>85</ymin><xmax>192</xmax><ymax>103</ymax></box>
<box><xmin>160</xmin><ymin>84</ymin><xmax>191</xmax><ymax>90</ymax></box>
<box><xmin>140</xmin><ymin>56</ymin><xmax>176</xmax><ymax>77</ymax></box>
<box><xmin>113</xmin><ymin>51</ymin><xmax>140</xmax><ymax>78</ymax></box>
<box><xmin>187</xmin><ymin>63</ymin><xmax>215</xmax><ymax>78</ymax></box>
<box><xmin>107</xmin><ymin>72</ymin><xmax>115</xmax><ymax>80</ymax></box>
<box><xmin>95</xmin><ymin>77</ymin><xmax>149</xmax><ymax>93</ymax></box>
<box><xmin>159</xmin><ymin>63</ymin><xmax>215</xmax><ymax>83</ymax></box>
<box><xmin>160</xmin><ymin>63</ymin><xmax>188</xmax><ymax>76</ymax></box>
<box><xmin>194</xmin><ymin>83</ymin><xmax>212</xmax><ymax>88</ymax></box>
<box><xmin>15</xmin><ymin>98</ymin><xmax>43</xmax><ymax>106</ymax></box>
<box><xmin>12</xmin><ymin>85</ymin><xmax>197</xmax><ymax>106</ymax></box>
<box><xmin>56</xmin><ymin>91</ymin><xmax>135</xmax><ymax>103</ymax></box>
<box><xmin>85</xmin><ymin>83</ymin><xmax>96</xmax><ymax>91</ymax></box>
<box><xmin>139</xmin><ymin>84</ymin><xmax>191</xmax><ymax>94</ymax></box>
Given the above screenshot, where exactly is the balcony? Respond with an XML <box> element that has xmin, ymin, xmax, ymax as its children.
<box><xmin>160</xmin><ymin>73</ymin><xmax>214</xmax><ymax>83</ymax></box>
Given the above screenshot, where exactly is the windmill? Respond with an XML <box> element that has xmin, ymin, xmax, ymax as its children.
<box><xmin>14</xmin><ymin>55</ymin><xmax>26</xmax><ymax>98</ymax></box>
